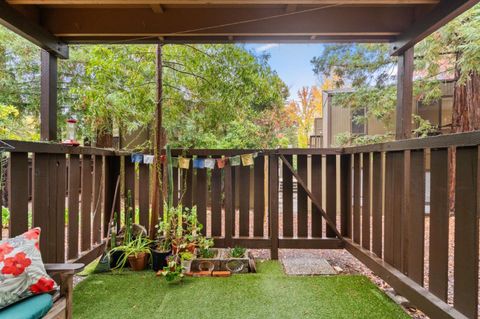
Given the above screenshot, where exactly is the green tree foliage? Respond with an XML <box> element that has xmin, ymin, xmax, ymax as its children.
<box><xmin>0</xmin><ymin>26</ymin><xmax>293</xmax><ymax>148</ymax></box>
<box><xmin>0</xmin><ymin>28</ymin><xmax>40</xmax><ymax>123</ymax></box>
<box><xmin>311</xmin><ymin>4</ymin><xmax>480</xmax><ymax>145</ymax></box>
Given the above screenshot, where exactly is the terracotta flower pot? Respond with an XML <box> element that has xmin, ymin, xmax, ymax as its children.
<box><xmin>187</xmin><ymin>243</ymin><xmax>196</xmax><ymax>254</ymax></box>
<box><xmin>128</xmin><ymin>252</ymin><xmax>148</xmax><ymax>271</ymax></box>
<box><xmin>172</xmin><ymin>243</ymin><xmax>196</xmax><ymax>254</ymax></box>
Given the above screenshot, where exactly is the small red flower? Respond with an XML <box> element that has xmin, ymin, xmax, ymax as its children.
<box><xmin>0</xmin><ymin>242</ymin><xmax>14</xmax><ymax>262</ymax></box>
<box><xmin>24</xmin><ymin>228</ymin><xmax>40</xmax><ymax>241</ymax></box>
<box><xmin>30</xmin><ymin>277</ymin><xmax>55</xmax><ymax>294</ymax></box>
<box><xmin>1</xmin><ymin>252</ymin><xmax>32</xmax><ymax>276</ymax></box>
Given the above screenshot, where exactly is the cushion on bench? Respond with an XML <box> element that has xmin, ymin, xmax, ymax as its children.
<box><xmin>0</xmin><ymin>228</ymin><xmax>58</xmax><ymax>309</ymax></box>
<box><xmin>0</xmin><ymin>293</ymin><xmax>53</xmax><ymax>319</ymax></box>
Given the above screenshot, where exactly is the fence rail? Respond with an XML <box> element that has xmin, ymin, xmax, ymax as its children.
<box><xmin>2</xmin><ymin>131</ymin><xmax>480</xmax><ymax>318</ymax></box>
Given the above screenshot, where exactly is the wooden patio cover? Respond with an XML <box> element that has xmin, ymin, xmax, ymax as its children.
<box><xmin>1</xmin><ymin>0</ymin><xmax>478</xmax><ymax>59</ymax></box>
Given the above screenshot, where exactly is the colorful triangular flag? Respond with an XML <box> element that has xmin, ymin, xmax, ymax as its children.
<box><xmin>193</xmin><ymin>158</ymin><xmax>205</xmax><ymax>169</ymax></box>
<box><xmin>230</xmin><ymin>155</ymin><xmax>241</xmax><ymax>166</ymax></box>
<box><xmin>178</xmin><ymin>157</ymin><xmax>190</xmax><ymax>169</ymax></box>
<box><xmin>204</xmin><ymin>158</ymin><xmax>216</xmax><ymax>169</ymax></box>
<box><xmin>217</xmin><ymin>157</ymin><xmax>227</xmax><ymax>169</ymax></box>
<box><xmin>241</xmin><ymin>153</ymin><xmax>254</xmax><ymax>166</ymax></box>
<box><xmin>131</xmin><ymin>153</ymin><xmax>143</xmax><ymax>163</ymax></box>
<box><xmin>143</xmin><ymin>155</ymin><xmax>154</xmax><ymax>164</ymax></box>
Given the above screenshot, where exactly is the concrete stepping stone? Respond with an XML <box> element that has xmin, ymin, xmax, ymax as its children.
<box><xmin>282</xmin><ymin>257</ymin><xmax>337</xmax><ymax>275</ymax></box>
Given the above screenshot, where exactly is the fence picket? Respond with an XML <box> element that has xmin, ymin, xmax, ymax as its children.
<box><xmin>429</xmin><ymin>148</ymin><xmax>449</xmax><ymax>301</ymax></box>
<box><xmin>454</xmin><ymin>146</ymin><xmax>479</xmax><ymax>318</ymax></box>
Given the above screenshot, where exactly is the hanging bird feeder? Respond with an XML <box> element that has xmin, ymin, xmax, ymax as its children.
<box><xmin>63</xmin><ymin>118</ymin><xmax>80</xmax><ymax>146</ymax></box>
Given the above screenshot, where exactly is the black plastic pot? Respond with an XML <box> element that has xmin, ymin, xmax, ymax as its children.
<box><xmin>110</xmin><ymin>250</ymin><xmax>129</xmax><ymax>268</ymax></box>
<box><xmin>151</xmin><ymin>249</ymin><xmax>172</xmax><ymax>271</ymax></box>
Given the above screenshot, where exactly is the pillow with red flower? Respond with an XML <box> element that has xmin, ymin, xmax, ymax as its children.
<box><xmin>0</xmin><ymin>228</ymin><xmax>58</xmax><ymax>309</ymax></box>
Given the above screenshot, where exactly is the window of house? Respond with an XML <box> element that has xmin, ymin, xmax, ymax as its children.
<box><xmin>417</xmin><ymin>100</ymin><xmax>440</xmax><ymax>127</ymax></box>
<box><xmin>351</xmin><ymin>108</ymin><xmax>366</xmax><ymax>135</ymax></box>
<box><xmin>441</xmin><ymin>97</ymin><xmax>453</xmax><ymax>129</ymax></box>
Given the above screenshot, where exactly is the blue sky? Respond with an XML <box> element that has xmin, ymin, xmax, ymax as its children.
<box><xmin>244</xmin><ymin>43</ymin><xmax>325</xmax><ymax>100</ymax></box>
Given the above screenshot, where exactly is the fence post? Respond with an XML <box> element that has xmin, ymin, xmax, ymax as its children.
<box><xmin>224</xmin><ymin>165</ymin><xmax>234</xmax><ymax>248</ymax></box>
<box><xmin>104</xmin><ymin>155</ymin><xmax>121</xmax><ymax>237</ymax></box>
<box><xmin>268</xmin><ymin>153</ymin><xmax>279</xmax><ymax>260</ymax></box>
<box><xmin>340</xmin><ymin>154</ymin><xmax>352</xmax><ymax>238</ymax></box>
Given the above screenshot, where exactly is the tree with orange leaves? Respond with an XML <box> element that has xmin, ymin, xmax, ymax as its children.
<box><xmin>286</xmin><ymin>80</ymin><xmax>332</xmax><ymax>147</ymax></box>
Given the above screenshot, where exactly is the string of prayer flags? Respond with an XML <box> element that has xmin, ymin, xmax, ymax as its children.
<box><xmin>230</xmin><ymin>155</ymin><xmax>241</xmax><ymax>166</ymax></box>
<box><xmin>204</xmin><ymin>158</ymin><xmax>216</xmax><ymax>169</ymax></box>
<box><xmin>241</xmin><ymin>153</ymin><xmax>254</xmax><ymax>166</ymax></box>
<box><xmin>193</xmin><ymin>158</ymin><xmax>205</xmax><ymax>169</ymax></box>
<box><xmin>143</xmin><ymin>155</ymin><xmax>154</xmax><ymax>164</ymax></box>
<box><xmin>131</xmin><ymin>153</ymin><xmax>143</xmax><ymax>163</ymax></box>
<box><xmin>217</xmin><ymin>157</ymin><xmax>227</xmax><ymax>169</ymax></box>
<box><xmin>178</xmin><ymin>157</ymin><xmax>190</xmax><ymax>169</ymax></box>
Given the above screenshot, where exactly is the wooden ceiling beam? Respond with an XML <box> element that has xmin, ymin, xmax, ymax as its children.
<box><xmin>150</xmin><ymin>4</ymin><xmax>164</xmax><ymax>13</ymax></box>
<box><xmin>6</xmin><ymin>0</ymin><xmax>440</xmax><ymax>5</ymax></box>
<box><xmin>64</xmin><ymin>34</ymin><xmax>395</xmax><ymax>44</ymax></box>
<box><xmin>40</xmin><ymin>6</ymin><xmax>414</xmax><ymax>42</ymax></box>
<box><xmin>0</xmin><ymin>2</ymin><xmax>68</xmax><ymax>58</ymax></box>
<box><xmin>391</xmin><ymin>0</ymin><xmax>478</xmax><ymax>56</ymax></box>
<box><xmin>285</xmin><ymin>4</ymin><xmax>297</xmax><ymax>12</ymax></box>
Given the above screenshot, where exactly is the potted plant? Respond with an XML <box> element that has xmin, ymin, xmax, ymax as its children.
<box><xmin>191</xmin><ymin>238</ymin><xmax>218</xmax><ymax>272</ymax></box>
<box><xmin>159</xmin><ymin>255</ymin><xmax>185</xmax><ymax>283</ymax></box>
<box><xmin>110</xmin><ymin>235</ymin><xmax>152</xmax><ymax>271</ymax></box>
<box><xmin>179</xmin><ymin>251</ymin><xmax>195</xmax><ymax>273</ymax></box>
<box><xmin>197</xmin><ymin>237</ymin><xmax>215</xmax><ymax>258</ymax></box>
<box><xmin>229</xmin><ymin>246</ymin><xmax>247</xmax><ymax>258</ymax></box>
<box><xmin>151</xmin><ymin>238</ymin><xmax>172</xmax><ymax>272</ymax></box>
<box><xmin>109</xmin><ymin>191</ymin><xmax>135</xmax><ymax>268</ymax></box>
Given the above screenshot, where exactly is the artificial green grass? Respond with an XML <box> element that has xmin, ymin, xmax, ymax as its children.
<box><xmin>73</xmin><ymin>261</ymin><xmax>409</xmax><ymax>319</ymax></box>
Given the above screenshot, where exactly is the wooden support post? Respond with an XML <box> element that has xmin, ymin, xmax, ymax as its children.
<box><xmin>268</xmin><ymin>155</ymin><xmax>279</xmax><ymax>260</ymax></box>
<box><xmin>40</xmin><ymin>50</ymin><xmax>58</xmax><ymax>141</ymax></box>
<box><xmin>395</xmin><ymin>47</ymin><xmax>414</xmax><ymax>140</ymax></box>
<box><xmin>150</xmin><ymin>43</ymin><xmax>163</xmax><ymax>238</ymax></box>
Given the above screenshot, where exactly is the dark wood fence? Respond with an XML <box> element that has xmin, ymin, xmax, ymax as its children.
<box><xmin>2</xmin><ymin>131</ymin><xmax>480</xmax><ymax>318</ymax></box>
<box><xmin>342</xmin><ymin>132</ymin><xmax>480</xmax><ymax>319</ymax></box>
<box><xmin>1</xmin><ymin>141</ymin><xmax>123</xmax><ymax>265</ymax></box>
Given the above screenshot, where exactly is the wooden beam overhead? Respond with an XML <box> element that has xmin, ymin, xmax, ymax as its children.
<box><xmin>0</xmin><ymin>2</ymin><xmax>68</xmax><ymax>58</ymax></box>
<box><xmin>150</xmin><ymin>4</ymin><xmax>164</xmax><ymax>13</ymax></box>
<box><xmin>285</xmin><ymin>4</ymin><xmax>297</xmax><ymax>12</ymax></box>
<box><xmin>390</xmin><ymin>0</ymin><xmax>478</xmax><ymax>56</ymax></box>
<box><xmin>39</xmin><ymin>6</ymin><xmax>413</xmax><ymax>43</ymax></box>
<box><xmin>6</xmin><ymin>0</ymin><xmax>440</xmax><ymax>4</ymax></box>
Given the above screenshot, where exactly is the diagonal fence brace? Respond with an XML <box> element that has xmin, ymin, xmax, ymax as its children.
<box><xmin>278</xmin><ymin>154</ymin><xmax>343</xmax><ymax>241</ymax></box>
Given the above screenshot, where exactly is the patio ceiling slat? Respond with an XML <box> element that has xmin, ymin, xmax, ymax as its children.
<box><xmin>6</xmin><ymin>0</ymin><xmax>440</xmax><ymax>5</ymax></box>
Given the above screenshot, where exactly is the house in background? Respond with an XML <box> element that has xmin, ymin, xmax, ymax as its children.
<box><xmin>311</xmin><ymin>81</ymin><xmax>455</xmax><ymax>148</ymax></box>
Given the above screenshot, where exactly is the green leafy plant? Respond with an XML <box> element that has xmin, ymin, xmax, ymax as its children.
<box><xmin>124</xmin><ymin>190</ymin><xmax>134</xmax><ymax>245</ymax></box>
<box><xmin>160</xmin><ymin>255</ymin><xmax>185</xmax><ymax>282</ymax></box>
<box><xmin>109</xmin><ymin>235</ymin><xmax>152</xmax><ymax>270</ymax></box>
<box><xmin>198</xmin><ymin>248</ymin><xmax>215</xmax><ymax>259</ymax></box>
<box><xmin>230</xmin><ymin>246</ymin><xmax>246</xmax><ymax>258</ymax></box>
<box><xmin>197</xmin><ymin>237</ymin><xmax>215</xmax><ymax>258</ymax></box>
<box><xmin>1</xmin><ymin>206</ymin><xmax>9</xmax><ymax>228</ymax></box>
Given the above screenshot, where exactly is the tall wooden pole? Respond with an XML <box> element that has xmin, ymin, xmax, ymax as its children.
<box><xmin>395</xmin><ymin>47</ymin><xmax>414</xmax><ymax>140</ymax></box>
<box><xmin>150</xmin><ymin>44</ymin><xmax>163</xmax><ymax>238</ymax></box>
<box><xmin>40</xmin><ymin>49</ymin><xmax>58</xmax><ymax>141</ymax></box>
